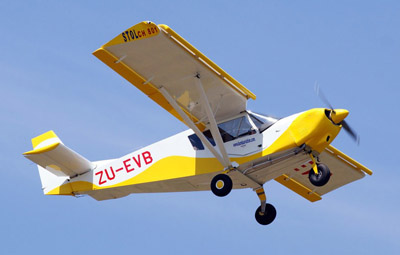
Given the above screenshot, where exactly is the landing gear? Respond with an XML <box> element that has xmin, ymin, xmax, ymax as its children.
<box><xmin>255</xmin><ymin>204</ymin><xmax>277</xmax><ymax>225</ymax></box>
<box><xmin>210</xmin><ymin>174</ymin><xmax>233</xmax><ymax>197</ymax></box>
<box><xmin>309</xmin><ymin>163</ymin><xmax>331</xmax><ymax>187</ymax></box>
<box><xmin>254</xmin><ymin>187</ymin><xmax>276</xmax><ymax>225</ymax></box>
<box><xmin>210</xmin><ymin>174</ymin><xmax>277</xmax><ymax>225</ymax></box>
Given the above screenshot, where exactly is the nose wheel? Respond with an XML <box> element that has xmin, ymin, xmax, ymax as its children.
<box><xmin>308</xmin><ymin>163</ymin><xmax>331</xmax><ymax>187</ymax></box>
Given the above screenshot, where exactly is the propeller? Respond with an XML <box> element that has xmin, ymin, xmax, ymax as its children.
<box><xmin>315</xmin><ymin>83</ymin><xmax>360</xmax><ymax>145</ymax></box>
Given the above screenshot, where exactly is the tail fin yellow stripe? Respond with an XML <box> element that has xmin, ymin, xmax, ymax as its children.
<box><xmin>31</xmin><ymin>130</ymin><xmax>58</xmax><ymax>149</ymax></box>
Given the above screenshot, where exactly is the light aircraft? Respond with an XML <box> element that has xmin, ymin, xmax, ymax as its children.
<box><xmin>23</xmin><ymin>21</ymin><xmax>372</xmax><ymax>225</ymax></box>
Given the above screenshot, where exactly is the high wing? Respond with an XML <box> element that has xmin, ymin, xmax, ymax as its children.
<box><xmin>93</xmin><ymin>21</ymin><xmax>255</xmax><ymax>131</ymax></box>
<box><xmin>275</xmin><ymin>145</ymin><xmax>373</xmax><ymax>202</ymax></box>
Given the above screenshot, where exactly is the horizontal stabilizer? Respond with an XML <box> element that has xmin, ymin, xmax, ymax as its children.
<box><xmin>23</xmin><ymin>131</ymin><xmax>93</xmax><ymax>177</ymax></box>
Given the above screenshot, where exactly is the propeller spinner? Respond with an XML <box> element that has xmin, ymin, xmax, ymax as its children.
<box><xmin>315</xmin><ymin>84</ymin><xmax>360</xmax><ymax>144</ymax></box>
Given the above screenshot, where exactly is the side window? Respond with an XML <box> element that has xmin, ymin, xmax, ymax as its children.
<box><xmin>203</xmin><ymin>130</ymin><xmax>216</xmax><ymax>146</ymax></box>
<box><xmin>188</xmin><ymin>133</ymin><xmax>204</xmax><ymax>150</ymax></box>
<box><xmin>188</xmin><ymin>130</ymin><xmax>216</xmax><ymax>151</ymax></box>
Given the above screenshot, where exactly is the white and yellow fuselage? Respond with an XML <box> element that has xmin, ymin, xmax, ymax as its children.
<box><xmin>24</xmin><ymin>108</ymin><xmax>362</xmax><ymax>202</ymax></box>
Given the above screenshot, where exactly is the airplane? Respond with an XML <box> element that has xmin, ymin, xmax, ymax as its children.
<box><xmin>23</xmin><ymin>21</ymin><xmax>372</xmax><ymax>225</ymax></box>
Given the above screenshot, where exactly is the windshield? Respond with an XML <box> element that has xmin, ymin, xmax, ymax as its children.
<box><xmin>249</xmin><ymin>112</ymin><xmax>278</xmax><ymax>132</ymax></box>
<box><xmin>218</xmin><ymin>116</ymin><xmax>254</xmax><ymax>142</ymax></box>
<box><xmin>187</xmin><ymin>115</ymin><xmax>256</xmax><ymax>150</ymax></box>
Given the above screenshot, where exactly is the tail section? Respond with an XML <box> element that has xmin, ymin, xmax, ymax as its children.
<box><xmin>23</xmin><ymin>130</ymin><xmax>94</xmax><ymax>195</ymax></box>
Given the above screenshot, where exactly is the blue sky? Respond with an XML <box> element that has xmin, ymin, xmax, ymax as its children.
<box><xmin>1</xmin><ymin>1</ymin><xmax>399</xmax><ymax>254</ymax></box>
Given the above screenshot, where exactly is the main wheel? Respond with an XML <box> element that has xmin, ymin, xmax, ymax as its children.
<box><xmin>255</xmin><ymin>204</ymin><xmax>277</xmax><ymax>225</ymax></box>
<box><xmin>309</xmin><ymin>163</ymin><xmax>331</xmax><ymax>187</ymax></box>
<box><xmin>210</xmin><ymin>174</ymin><xmax>233</xmax><ymax>197</ymax></box>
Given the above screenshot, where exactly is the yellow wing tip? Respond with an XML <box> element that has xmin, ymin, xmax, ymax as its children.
<box><xmin>92</xmin><ymin>47</ymin><xmax>103</xmax><ymax>55</ymax></box>
<box><xmin>31</xmin><ymin>130</ymin><xmax>58</xmax><ymax>149</ymax></box>
<box><xmin>23</xmin><ymin>142</ymin><xmax>60</xmax><ymax>155</ymax></box>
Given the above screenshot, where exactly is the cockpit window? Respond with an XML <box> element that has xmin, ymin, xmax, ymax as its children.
<box><xmin>218</xmin><ymin>116</ymin><xmax>254</xmax><ymax>142</ymax></box>
<box><xmin>188</xmin><ymin>115</ymin><xmax>256</xmax><ymax>150</ymax></box>
<box><xmin>249</xmin><ymin>112</ymin><xmax>278</xmax><ymax>132</ymax></box>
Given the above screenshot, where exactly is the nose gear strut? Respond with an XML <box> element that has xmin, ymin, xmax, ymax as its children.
<box><xmin>308</xmin><ymin>152</ymin><xmax>331</xmax><ymax>187</ymax></box>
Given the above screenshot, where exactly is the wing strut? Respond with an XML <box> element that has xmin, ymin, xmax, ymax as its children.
<box><xmin>194</xmin><ymin>75</ymin><xmax>232</xmax><ymax>168</ymax></box>
<box><xmin>158</xmin><ymin>85</ymin><xmax>229</xmax><ymax>168</ymax></box>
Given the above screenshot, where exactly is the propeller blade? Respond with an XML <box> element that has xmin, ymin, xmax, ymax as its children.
<box><xmin>342</xmin><ymin>120</ymin><xmax>360</xmax><ymax>145</ymax></box>
<box><xmin>315</xmin><ymin>82</ymin><xmax>334</xmax><ymax>111</ymax></box>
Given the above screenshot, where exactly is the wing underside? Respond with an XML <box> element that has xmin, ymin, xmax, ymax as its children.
<box><xmin>93</xmin><ymin>21</ymin><xmax>256</xmax><ymax>131</ymax></box>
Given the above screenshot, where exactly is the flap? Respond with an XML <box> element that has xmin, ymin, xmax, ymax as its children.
<box><xmin>93</xmin><ymin>21</ymin><xmax>256</xmax><ymax>131</ymax></box>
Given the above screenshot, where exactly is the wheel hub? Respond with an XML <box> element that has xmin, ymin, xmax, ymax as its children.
<box><xmin>216</xmin><ymin>180</ymin><xmax>224</xmax><ymax>189</ymax></box>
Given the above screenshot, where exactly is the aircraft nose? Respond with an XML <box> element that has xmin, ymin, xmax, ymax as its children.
<box><xmin>330</xmin><ymin>109</ymin><xmax>349</xmax><ymax>124</ymax></box>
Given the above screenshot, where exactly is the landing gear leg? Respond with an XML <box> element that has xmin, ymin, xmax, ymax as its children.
<box><xmin>254</xmin><ymin>187</ymin><xmax>276</xmax><ymax>225</ymax></box>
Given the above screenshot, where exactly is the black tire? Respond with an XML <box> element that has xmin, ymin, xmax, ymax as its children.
<box><xmin>309</xmin><ymin>163</ymin><xmax>331</xmax><ymax>187</ymax></box>
<box><xmin>255</xmin><ymin>204</ymin><xmax>277</xmax><ymax>225</ymax></box>
<box><xmin>210</xmin><ymin>174</ymin><xmax>233</xmax><ymax>197</ymax></box>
